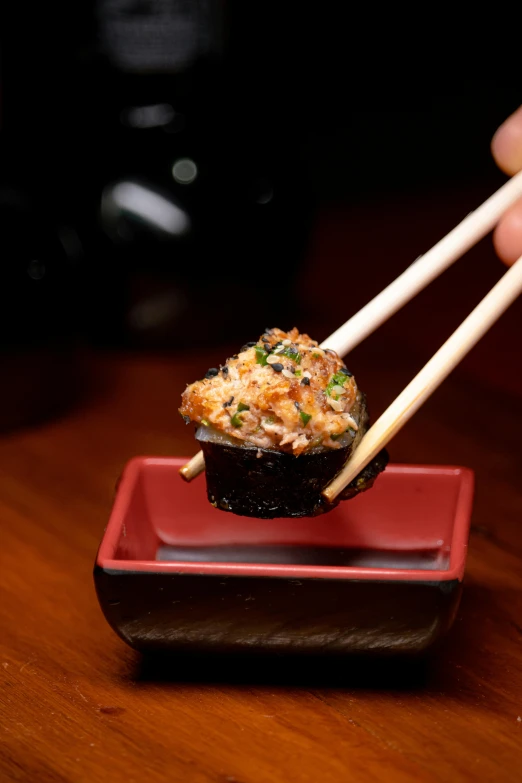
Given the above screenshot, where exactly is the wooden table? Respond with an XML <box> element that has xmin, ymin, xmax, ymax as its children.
<box><xmin>1</xmin><ymin>180</ymin><xmax>522</xmax><ymax>782</ymax></box>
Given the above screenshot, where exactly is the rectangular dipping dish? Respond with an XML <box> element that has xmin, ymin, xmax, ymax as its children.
<box><xmin>94</xmin><ymin>457</ymin><xmax>474</xmax><ymax>656</ymax></box>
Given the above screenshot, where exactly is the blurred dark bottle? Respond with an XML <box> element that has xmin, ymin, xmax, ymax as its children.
<box><xmin>4</xmin><ymin>0</ymin><xmax>314</xmax><ymax>351</ymax></box>
<box><xmin>0</xmin><ymin>21</ymin><xmax>86</xmax><ymax>432</ymax></box>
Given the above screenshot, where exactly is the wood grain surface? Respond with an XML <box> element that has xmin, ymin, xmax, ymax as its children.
<box><xmin>1</xmin><ymin>181</ymin><xmax>522</xmax><ymax>782</ymax></box>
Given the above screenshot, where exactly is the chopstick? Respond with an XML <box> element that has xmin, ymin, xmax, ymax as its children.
<box><xmin>322</xmin><ymin>253</ymin><xmax>522</xmax><ymax>501</ymax></box>
<box><xmin>179</xmin><ymin>450</ymin><xmax>205</xmax><ymax>482</ymax></box>
<box><xmin>320</xmin><ymin>169</ymin><xmax>522</xmax><ymax>356</ymax></box>
<box><xmin>180</xmin><ymin>169</ymin><xmax>522</xmax><ymax>483</ymax></box>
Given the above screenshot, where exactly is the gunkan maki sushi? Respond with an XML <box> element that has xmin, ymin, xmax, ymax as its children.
<box><xmin>179</xmin><ymin>327</ymin><xmax>388</xmax><ymax>518</ymax></box>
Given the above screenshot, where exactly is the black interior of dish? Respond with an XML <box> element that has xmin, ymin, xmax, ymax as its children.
<box><xmin>155</xmin><ymin>544</ymin><xmax>449</xmax><ymax>570</ymax></box>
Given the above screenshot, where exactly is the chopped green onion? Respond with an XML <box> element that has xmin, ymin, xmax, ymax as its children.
<box><xmin>237</xmin><ymin>401</ymin><xmax>250</xmax><ymax>412</ymax></box>
<box><xmin>300</xmin><ymin>411</ymin><xmax>312</xmax><ymax>426</ymax></box>
<box><xmin>294</xmin><ymin>370</ymin><xmax>302</xmax><ymax>377</ymax></box>
<box><xmin>325</xmin><ymin>371</ymin><xmax>349</xmax><ymax>397</ymax></box>
<box><xmin>330</xmin><ymin>432</ymin><xmax>343</xmax><ymax>441</ymax></box>
<box><xmin>255</xmin><ymin>345</ymin><xmax>269</xmax><ymax>366</ymax></box>
<box><xmin>312</xmin><ymin>352</ymin><xmax>320</xmax><ymax>359</ymax></box>
<box><xmin>281</xmin><ymin>348</ymin><xmax>301</xmax><ymax>363</ymax></box>
<box><xmin>201</xmin><ymin>418</ymin><xmax>210</xmax><ymax>426</ymax></box>
<box><xmin>231</xmin><ymin>413</ymin><xmax>243</xmax><ymax>427</ymax></box>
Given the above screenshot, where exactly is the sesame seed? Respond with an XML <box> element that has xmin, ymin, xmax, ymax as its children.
<box><xmin>271</xmin><ymin>363</ymin><xmax>284</xmax><ymax>372</ymax></box>
<box><xmin>302</xmin><ymin>370</ymin><xmax>312</xmax><ymax>379</ymax></box>
<box><xmin>282</xmin><ymin>369</ymin><xmax>294</xmax><ymax>379</ymax></box>
<box><xmin>266</xmin><ymin>354</ymin><xmax>280</xmax><ymax>365</ymax></box>
<box><xmin>343</xmin><ymin>415</ymin><xmax>359</xmax><ymax>430</ymax></box>
<box><xmin>221</xmin><ymin>366</ymin><xmax>229</xmax><ymax>376</ymax></box>
<box><xmin>223</xmin><ymin>396</ymin><xmax>234</xmax><ymax>408</ymax></box>
<box><xmin>282</xmin><ymin>339</ymin><xmax>291</xmax><ymax>346</ymax></box>
<box><xmin>241</xmin><ymin>341</ymin><xmax>256</xmax><ymax>351</ymax></box>
<box><xmin>329</xmin><ymin>398</ymin><xmax>344</xmax><ymax>411</ymax></box>
<box><xmin>273</xmin><ymin>345</ymin><xmax>285</xmax><ymax>354</ymax></box>
<box><xmin>205</xmin><ymin>368</ymin><xmax>219</xmax><ymax>378</ymax></box>
<box><xmin>263</xmin><ymin>343</ymin><xmax>271</xmax><ymax>352</ymax></box>
<box><xmin>340</xmin><ymin>367</ymin><xmax>353</xmax><ymax>376</ymax></box>
<box><xmin>301</xmin><ymin>377</ymin><xmax>310</xmax><ymax>386</ymax></box>
<box><xmin>331</xmin><ymin>384</ymin><xmax>346</xmax><ymax>396</ymax></box>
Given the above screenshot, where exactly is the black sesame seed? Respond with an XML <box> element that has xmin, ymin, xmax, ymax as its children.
<box><xmin>271</xmin><ymin>363</ymin><xmax>284</xmax><ymax>372</ymax></box>
<box><xmin>241</xmin><ymin>341</ymin><xmax>257</xmax><ymax>351</ymax></box>
<box><xmin>231</xmin><ymin>355</ymin><xmax>239</xmax><ymax>360</ymax></box>
<box><xmin>294</xmin><ymin>401</ymin><xmax>301</xmax><ymax>410</ymax></box>
<box><xmin>205</xmin><ymin>368</ymin><xmax>219</xmax><ymax>378</ymax></box>
<box><xmin>223</xmin><ymin>396</ymin><xmax>235</xmax><ymax>408</ymax></box>
<box><xmin>221</xmin><ymin>366</ymin><xmax>229</xmax><ymax>376</ymax></box>
<box><xmin>340</xmin><ymin>367</ymin><xmax>353</xmax><ymax>376</ymax></box>
<box><xmin>263</xmin><ymin>343</ymin><xmax>271</xmax><ymax>352</ymax></box>
<box><xmin>301</xmin><ymin>377</ymin><xmax>310</xmax><ymax>386</ymax></box>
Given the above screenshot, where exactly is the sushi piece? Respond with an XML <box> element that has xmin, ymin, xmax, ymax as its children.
<box><xmin>179</xmin><ymin>327</ymin><xmax>388</xmax><ymax>518</ymax></box>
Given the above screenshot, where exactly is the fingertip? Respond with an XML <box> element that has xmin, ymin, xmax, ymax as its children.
<box><xmin>493</xmin><ymin>200</ymin><xmax>522</xmax><ymax>266</ymax></box>
<box><xmin>491</xmin><ymin>106</ymin><xmax>522</xmax><ymax>176</ymax></box>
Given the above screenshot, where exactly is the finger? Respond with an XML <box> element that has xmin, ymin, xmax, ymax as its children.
<box><xmin>491</xmin><ymin>106</ymin><xmax>522</xmax><ymax>176</ymax></box>
<box><xmin>493</xmin><ymin>199</ymin><xmax>522</xmax><ymax>266</ymax></box>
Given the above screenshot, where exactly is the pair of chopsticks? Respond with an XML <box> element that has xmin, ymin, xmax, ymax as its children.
<box><xmin>181</xmin><ymin>169</ymin><xmax>522</xmax><ymax>499</ymax></box>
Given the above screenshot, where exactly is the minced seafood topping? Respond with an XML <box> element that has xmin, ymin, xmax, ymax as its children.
<box><xmin>179</xmin><ymin>327</ymin><xmax>363</xmax><ymax>455</ymax></box>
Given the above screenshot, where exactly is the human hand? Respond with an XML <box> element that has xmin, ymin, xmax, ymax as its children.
<box><xmin>491</xmin><ymin>106</ymin><xmax>522</xmax><ymax>265</ymax></box>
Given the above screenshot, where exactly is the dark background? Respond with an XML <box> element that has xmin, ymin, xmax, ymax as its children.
<box><xmin>1</xmin><ymin>1</ymin><xmax>521</xmax><ymax>428</ymax></box>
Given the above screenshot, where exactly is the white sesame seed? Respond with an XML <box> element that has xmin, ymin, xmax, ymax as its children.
<box><xmin>329</xmin><ymin>398</ymin><xmax>344</xmax><ymax>412</ymax></box>
<box><xmin>342</xmin><ymin>414</ymin><xmax>359</xmax><ymax>430</ymax></box>
<box><xmin>302</xmin><ymin>370</ymin><xmax>312</xmax><ymax>379</ymax></box>
<box><xmin>266</xmin><ymin>354</ymin><xmax>279</xmax><ymax>364</ymax></box>
<box><xmin>331</xmin><ymin>385</ymin><xmax>346</xmax><ymax>396</ymax></box>
<box><xmin>282</xmin><ymin>369</ymin><xmax>294</xmax><ymax>379</ymax></box>
<box><xmin>282</xmin><ymin>339</ymin><xmax>291</xmax><ymax>346</ymax></box>
<box><xmin>273</xmin><ymin>345</ymin><xmax>284</xmax><ymax>354</ymax></box>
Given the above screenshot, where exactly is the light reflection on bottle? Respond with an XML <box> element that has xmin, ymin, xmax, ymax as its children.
<box><xmin>100</xmin><ymin>180</ymin><xmax>191</xmax><ymax>238</ymax></box>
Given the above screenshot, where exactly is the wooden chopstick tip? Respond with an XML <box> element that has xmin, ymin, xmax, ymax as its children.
<box><xmin>179</xmin><ymin>450</ymin><xmax>205</xmax><ymax>482</ymax></box>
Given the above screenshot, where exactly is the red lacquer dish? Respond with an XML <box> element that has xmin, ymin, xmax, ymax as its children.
<box><xmin>95</xmin><ymin>457</ymin><xmax>474</xmax><ymax>656</ymax></box>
